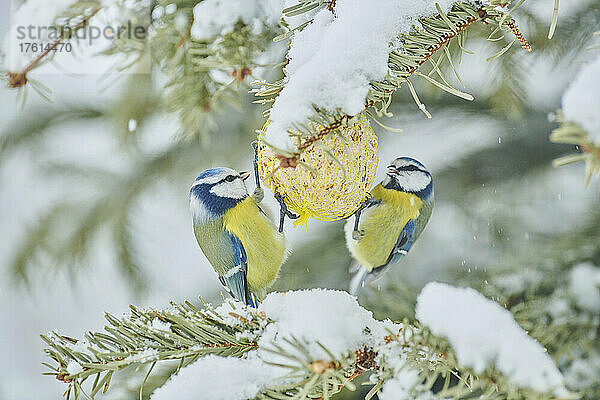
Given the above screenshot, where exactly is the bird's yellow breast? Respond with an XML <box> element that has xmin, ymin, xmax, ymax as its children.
<box><xmin>223</xmin><ymin>197</ymin><xmax>286</xmax><ymax>294</ymax></box>
<box><xmin>351</xmin><ymin>185</ymin><xmax>423</xmax><ymax>270</ymax></box>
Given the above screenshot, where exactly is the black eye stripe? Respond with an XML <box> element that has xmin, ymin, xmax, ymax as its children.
<box><xmin>222</xmin><ymin>175</ymin><xmax>237</xmax><ymax>183</ymax></box>
<box><xmin>390</xmin><ymin>165</ymin><xmax>423</xmax><ymax>172</ymax></box>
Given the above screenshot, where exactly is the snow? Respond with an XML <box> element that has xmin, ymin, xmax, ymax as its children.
<box><xmin>150</xmin><ymin>317</ymin><xmax>171</xmax><ymax>331</ymax></box>
<box><xmin>9</xmin><ymin>0</ymin><xmax>76</xmax><ymax>34</ymax></box>
<box><xmin>165</xmin><ymin>4</ymin><xmax>177</xmax><ymax>15</ymax></box>
<box><xmin>375</xmin><ymin>339</ymin><xmax>431</xmax><ymax>400</ymax></box>
<box><xmin>152</xmin><ymin>289</ymin><xmax>400</xmax><ymax>400</ymax></box>
<box><xmin>150</xmin><ymin>353</ymin><xmax>282</xmax><ymax>400</ymax></box>
<box><xmin>264</xmin><ymin>0</ymin><xmax>456</xmax><ymax>151</ymax></box>
<box><xmin>151</xmin><ymin>285</ymin><xmax>573</xmax><ymax>399</ymax></box>
<box><xmin>3</xmin><ymin>0</ymin><xmax>148</xmax><ymax>75</ymax></box>
<box><xmin>568</xmin><ymin>262</ymin><xmax>600</xmax><ymax>313</ymax></box>
<box><xmin>213</xmin><ymin>299</ymin><xmax>268</xmax><ymax>341</ymax></box>
<box><xmin>128</xmin><ymin>118</ymin><xmax>138</xmax><ymax>132</ymax></box>
<box><xmin>415</xmin><ymin>282</ymin><xmax>568</xmax><ymax>396</ymax></box>
<box><xmin>258</xmin><ymin>289</ymin><xmax>398</xmax><ymax>363</ymax></box>
<box><xmin>190</xmin><ymin>0</ymin><xmax>283</xmax><ymax>40</ymax></box>
<box><xmin>562</xmin><ymin>54</ymin><xmax>600</xmax><ymax>144</ymax></box>
<box><xmin>546</xmin><ymin>297</ymin><xmax>570</xmax><ymax>325</ymax></box>
<box><xmin>0</xmin><ymin>3</ymin><xmax>595</xmax><ymax>399</ymax></box>
<box><xmin>66</xmin><ymin>360</ymin><xmax>84</xmax><ymax>375</ymax></box>
<box><xmin>378</xmin><ymin>368</ymin><xmax>422</xmax><ymax>400</ymax></box>
<box><xmin>125</xmin><ymin>348</ymin><xmax>159</xmax><ymax>363</ymax></box>
<box><xmin>564</xmin><ymin>351</ymin><xmax>600</xmax><ymax>390</ymax></box>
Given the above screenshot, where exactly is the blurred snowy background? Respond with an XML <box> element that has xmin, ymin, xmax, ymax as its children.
<box><xmin>0</xmin><ymin>0</ymin><xmax>599</xmax><ymax>399</ymax></box>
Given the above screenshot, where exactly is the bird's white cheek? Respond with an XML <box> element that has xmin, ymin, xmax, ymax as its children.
<box><xmin>402</xmin><ymin>173</ymin><xmax>430</xmax><ymax>192</ymax></box>
<box><xmin>209</xmin><ymin>181</ymin><xmax>247</xmax><ymax>199</ymax></box>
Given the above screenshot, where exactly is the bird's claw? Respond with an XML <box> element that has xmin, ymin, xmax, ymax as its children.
<box><xmin>287</xmin><ymin>210</ymin><xmax>300</xmax><ymax>219</ymax></box>
<box><xmin>274</xmin><ymin>191</ymin><xmax>299</xmax><ymax>232</ymax></box>
<box><xmin>352</xmin><ymin>194</ymin><xmax>373</xmax><ymax>239</ymax></box>
<box><xmin>346</xmin><ymin>194</ymin><xmax>373</xmax><ymax>221</ymax></box>
<box><xmin>358</xmin><ymin>193</ymin><xmax>374</xmax><ymax>210</ymax></box>
<box><xmin>352</xmin><ymin>230</ymin><xmax>363</xmax><ymax>240</ymax></box>
<box><xmin>274</xmin><ymin>192</ymin><xmax>299</xmax><ymax>219</ymax></box>
<box><xmin>251</xmin><ymin>141</ymin><xmax>261</xmax><ymax>189</ymax></box>
<box><xmin>252</xmin><ymin>186</ymin><xmax>264</xmax><ymax>203</ymax></box>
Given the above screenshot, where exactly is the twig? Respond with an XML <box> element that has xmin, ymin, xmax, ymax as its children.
<box><xmin>7</xmin><ymin>8</ymin><xmax>101</xmax><ymax>89</ymax></box>
<box><xmin>507</xmin><ymin>20</ymin><xmax>532</xmax><ymax>52</ymax></box>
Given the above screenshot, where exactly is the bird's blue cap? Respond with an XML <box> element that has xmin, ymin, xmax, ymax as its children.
<box><xmin>194</xmin><ymin>167</ymin><xmax>228</xmax><ymax>182</ymax></box>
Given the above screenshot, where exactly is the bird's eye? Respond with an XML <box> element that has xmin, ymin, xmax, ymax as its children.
<box><xmin>224</xmin><ymin>175</ymin><xmax>237</xmax><ymax>182</ymax></box>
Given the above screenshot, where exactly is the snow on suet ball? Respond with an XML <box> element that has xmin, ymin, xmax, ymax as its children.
<box><xmin>257</xmin><ymin>114</ymin><xmax>378</xmax><ymax>225</ymax></box>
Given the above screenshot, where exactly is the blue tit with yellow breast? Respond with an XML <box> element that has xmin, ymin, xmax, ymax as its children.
<box><xmin>190</xmin><ymin>167</ymin><xmax>286</xmax><ymax>307</ymax></box>
<box><xmin>345</xmin><ymin>157</ymin><xmax>434</xmax><ymax>296</ymax></box>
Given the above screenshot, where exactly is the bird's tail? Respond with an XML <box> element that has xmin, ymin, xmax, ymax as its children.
<box><xmin>247</xmin><ymin>292</ymin><xmax>260</xmax><ymax>308</ymax></box>
<box><xmin>349</xmin><ymin>259</ymin><xmax>361</xmax><ymax>274</ymax></box>
<box><xmin>220</xmin><ymin>269</ymin><xmax>258</xmax><ymax>307</ymax></box>
<box><xmin>349</xmin><ymin>267</ymin><xmax>369</xmax><ymax>296</ymax></box>
<box><xmin>350</xmin><ymin>263</ymin><xmax>391</xmax><ymax>296</ymax></box>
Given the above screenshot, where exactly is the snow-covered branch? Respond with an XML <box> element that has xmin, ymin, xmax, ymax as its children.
<box><xmin>43</xmin><ymin>286</ymin><xmax>569</xmax><ymax>400</ymax></box>
<box><xmin>551</xmin><ymin>47</ymin><xmax>600</xmax><ymax>189</ymax></box>
<box><xmin>254</xmin><ymin>0</ymin><xmax>533</xmax><ymax>155</ymax></box>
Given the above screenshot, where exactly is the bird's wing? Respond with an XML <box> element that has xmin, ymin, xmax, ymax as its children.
<box><xmin>351</xmin><ymin>219</ymin><xmax>418</xmax><ymax>295</ymax></box>
<box><xmin>412</xmin><ymin>200</ymin><xmax>433</xmax><ymax>242</ymax></box>
<box><xmin>351</xmin><ymin>199</ymin><xmax>434</xmax><ymax>296</ymax></box>
<box><xmin>383</xmin><ymin>199</ymin><xmax>433</xmax><ymax>268</ymax></box>
<box><xmin>368</xmin><ymin>218</ymin><xmax>419</xmax><ymax>283</ymax></box>
<box><xmin>385</xmin><ymin>219</ymin><xmax>417</xmax><ymax>264</ymax></box>
<box><xmin>217</xmin><ymin>233</ymin><xmax>258</xmax><ymax>307</ymax></box>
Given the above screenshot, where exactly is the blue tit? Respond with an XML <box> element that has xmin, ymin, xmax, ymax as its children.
<box><xmin>345</xmin><ymin>157</ymin><xmax>434</xmax><ymax>296</ymax></box>
<box><xmin>190</xmin><ymin>167</ymin><xmax>286</xmax><ymax>307</ymax></box>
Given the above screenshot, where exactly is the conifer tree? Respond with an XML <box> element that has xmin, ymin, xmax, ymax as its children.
<box><xmin>1</xmin><ymin>0</ymin><xmax>599</xmax><ymax>399</ymax></box>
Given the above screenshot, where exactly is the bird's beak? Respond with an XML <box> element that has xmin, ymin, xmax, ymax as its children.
<box><xmin>239</xmin><ymin>171</ymin><xmax>251</xmax><ymax>181</ymax></box>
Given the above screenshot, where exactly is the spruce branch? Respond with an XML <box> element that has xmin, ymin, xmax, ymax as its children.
<box><xmin>43</xmin><ymin>291</ymin><xmax>569</xmax><ymax>400</ymax></box>
<box><xmin>4</xmin><ymin>0</ymin><xmax>278</xmax><ymax>143</ymax></box>
<box><xmin>151</xmin><ymin>5</ymin><xmax>282</xmax><ymax>142</ymax></box>
<box><xmin>5</xmin><ymin>6</ymin><xmax>102</xmax><ymax>91</ymax></box>
<box><xmin>8</xmin><ymin>140</ymin><xmax>196</xmax><ymax>287</ymax></box>
<box><xmin>550</xmin><ymin>112</ymin><xmax>600</xmax><ymax>191</ymax></box>
<box><xmin>0</xmin><ymin>106</ymin><xmax>103</xmax><ymax>155</ymax></box>
<box><xmin>455</xmin><ymin>212</ymin><xmax>600</xmax><ymax>399</ymax></box>
<box><xmin>3</xmin><ymin>90</ymin><xmax>261</xmax><ymax>287</ymax></box>
<box><xmin>253</xmin><ymin>1</ymin><xmax>534</xmax><ymax>164</ymax></box>
<box><xmin>549</xmin><ymin>23</ymin><xmax>600</xmax><ymax>190</ymax></box>
<box><xmin>42</xmin><ymin>300</ymin><xmax>265</xmax><ymax>399</ymax></box>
